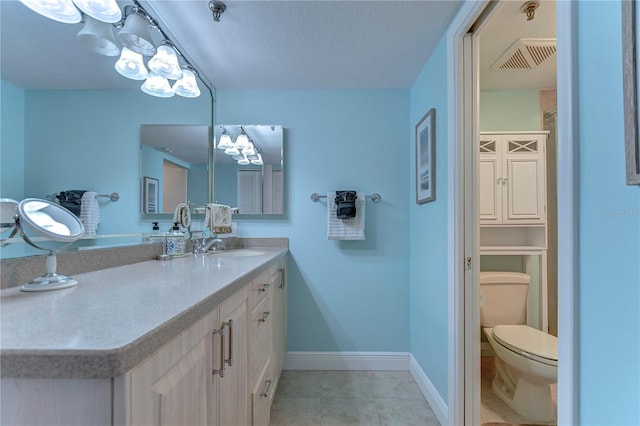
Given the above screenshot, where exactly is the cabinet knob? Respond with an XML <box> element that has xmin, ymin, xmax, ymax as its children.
<box><xmin>258</xmin><ymin>311</ymin><xmax>271</xmax><ymax>323</ymax></box>
<box><xmin>258</xmin><ymin>283</ymin><xmax>271</xmax><ymax>293</ymax></box>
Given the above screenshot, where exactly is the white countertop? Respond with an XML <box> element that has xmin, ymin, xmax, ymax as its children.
<box><xmin>0</xmin><ymin>247</ymin><xmax>287</xmax><ymax>378</ymax></box>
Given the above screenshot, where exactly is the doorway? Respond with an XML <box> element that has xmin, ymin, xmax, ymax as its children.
<box><xmin>446</xmin><ymin>1</ymin><xmax>577</xmax><ymax>425</ymax></box>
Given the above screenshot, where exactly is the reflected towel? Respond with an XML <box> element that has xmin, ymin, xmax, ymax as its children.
<box><xmin>173</xmin><ymin>203</ymin><xmax>191</xmax><ymax>229</ymax></box>
<box><xmin>79</xmin><ymin>191</ymin><xmax>99</xmax><ymax>235</ymax></box>
<box><xmin>205</xmin><ymin>204</ymin><xmax>233</xmax><ymax>234</ymax></box>
<box><xmin>327</xmin><ymin>191</ymin><xmax>365</xmax><ymax>240</ymax></box>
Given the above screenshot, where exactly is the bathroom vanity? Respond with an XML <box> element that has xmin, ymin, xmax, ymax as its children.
<box><xmin>0</xmin><ymin>244</ymin><xmax>288</xmax><ymax>426</ymax></box>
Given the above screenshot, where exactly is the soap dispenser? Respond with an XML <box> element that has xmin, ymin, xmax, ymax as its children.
<box><xmin>166</xmin><ymin>222</ymin><xmax>185</xmax><ymax>257</ymax></box>
<box><xmin>143</xmin><ymin>222</ymin><xmax>165</xmax><ymax>244</ymax></box>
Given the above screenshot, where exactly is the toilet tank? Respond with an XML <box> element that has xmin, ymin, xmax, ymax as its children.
<box><xmin>479</xmin><ymin>271</ymin><xmax>530</xmax><ymax>327</ymax></box>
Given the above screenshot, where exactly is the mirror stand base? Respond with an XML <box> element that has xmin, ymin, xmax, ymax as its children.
<box><xmin>20</xmin><ymin>274</ymin><xmax>78</xmax><ymax>292</ymax></box>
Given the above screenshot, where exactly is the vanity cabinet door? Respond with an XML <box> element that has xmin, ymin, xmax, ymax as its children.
<box><xmin>217</xmin><ymin>286</ymin><xmax>250</xmax><ymax>426</ymax></box>
<box><xmin>128</xmin><ymin>310</ymin><xmax>216</xmax><ymax>426</ymax></box>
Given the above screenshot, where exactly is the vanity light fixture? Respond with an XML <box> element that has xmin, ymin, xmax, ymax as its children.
<box><xmin>237</xmin><ymin>156</ymin><xmax>250</xmax><ymax>166</ymax></box>
<box><xmin>115</xmin><ymin>47</ymin><xmax>149</xmax><ymax>80</ymax></box>
<box><xmin>117</xmin><ymin>6</ymin><xmax>156</xmax><ymax>57</ymax></box>
<box><xmin>235</xmin><ymin>131</ymin><xmax>251</xmax><ymax>150</ymax></box>
<box><xmin>173</xmin><ymin>65</ymin><xmax>201</xmax><ymax>98</ymax></box>
<box><xmin>19</xmin><ymin>0</ymin><xmax>82</xmax><ymax>24</ymax></box>
<box><xmin>72</xmin><ymin>0</ymin><xmax>121</xmax><ymax>23</ymax></box>
<box><xmin>217</xmin><ymin>128</ymin><xmax>234</xmax><ymax>149</ymax></box>
<box><xmin>141</xmin><ymin>72</ymin><xmax>174</xmax><ymax>98</ymax></box>
<box><xmin>224</xmin><ymin>146</ymin><xmax>241</xmax><ymax>156</ymax></box>
<box><xmin>148</xmin><ymin>41</ymin><xmax>183</xmax><ymax>80</ymax></box>
<box><xmin>241</xmin><ymin>143</ymin><xmax>256</xmax><ymax>156</ymax></box>
<box><xmin>77</xmin><ymin>15</ymin><xmax>120</xmax><ymax>57</ymax></box>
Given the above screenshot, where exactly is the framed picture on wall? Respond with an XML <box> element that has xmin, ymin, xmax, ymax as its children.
<box><xmin>143</xmin><ymin>176</ymin><xmax>159</xmax><ymax>214</ymax></box>
<box><xmin>416</xmin><ymin>108</ymin><xmax>436</xmax><ymax>203</ymax></box>
<box><xmin>622</xmin><ymin>0</ymin><xmax>640</xmax><ymax>185</ymax></box>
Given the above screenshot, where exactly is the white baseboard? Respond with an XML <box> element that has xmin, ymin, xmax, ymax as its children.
<box><xmin>283</xmin><ymin>351</ymin><xmax>410</xmax><ymax>371</ymax></box>
<box><xmin>409</xmin><ymin>354</ymin><xmax>448</xmax><ymax>425</ymax></box>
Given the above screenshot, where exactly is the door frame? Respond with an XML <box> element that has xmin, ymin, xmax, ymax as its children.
<box><xmin>446</xmin><ymin>1</ymin><xmax>579</xmax><ymax>424</ymax></box>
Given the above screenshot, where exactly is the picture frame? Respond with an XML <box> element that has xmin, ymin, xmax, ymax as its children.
<box><xmin>416</xmin><ymin>108</ymin><xmax>436</xmax><ymax>203</ymax></box>
<box><xmin>143</xmin><ymin>176</ymin><xmax>159</xmax><ymax>214</ymax></box>
<box><xmin>622</xmin><ymin>0</ymin><xmax>640</xmax><ymax>185</ymax></box>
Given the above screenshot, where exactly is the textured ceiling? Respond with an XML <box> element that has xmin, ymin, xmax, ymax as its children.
<box><xmin>1</xmin><ymin>0</ymin><xmax>463</xmax><ymax>91</ymax></box>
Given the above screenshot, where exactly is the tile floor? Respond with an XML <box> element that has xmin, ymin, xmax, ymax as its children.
<box><xmin>269</xmin><ymin>370</ymin><xmax>440</xmax><ymax>426</ymax></box>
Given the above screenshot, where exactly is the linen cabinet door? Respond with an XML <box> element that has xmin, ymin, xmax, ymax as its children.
<box><xmin>479</xmin><ymin>135</ymin><xmax>503</xmax><ymax>224</ymax></box>
<box><xmin>217</xmin><ymin>286</ymin><xmax>250</xmax><ymax>426</ymax></box>
<box><xmin>504</xmin><ymin>134</ymin><xmax>547</xmax><ymax>224</ymax></box>
<box><xmin>128</xmin><ymin>311</ymin><xmax>216</xmax><ymax>426</ymax></box>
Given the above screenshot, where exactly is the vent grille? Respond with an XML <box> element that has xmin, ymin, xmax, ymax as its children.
<box><xmin>492</xmin><ymin>38</ymin><xmax>557</xmax><ymax>70</ymax></box>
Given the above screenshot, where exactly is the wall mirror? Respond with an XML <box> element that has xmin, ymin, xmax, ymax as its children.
<box><xmin>0</xmin><ymin>1</ymin><xmax>213</xmax><ymax>259</ymax></box>
<box><xmin>214</xmin><ymin>125</ymin><xmax>284</xmax><ymax>215</ymax></box>
<box><xmin>140</xmin><ymin>125</ymin><xmax>210</xmax><ymax>214</ymax></box>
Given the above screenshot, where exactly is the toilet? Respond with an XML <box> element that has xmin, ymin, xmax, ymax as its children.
<box><xmin>480</xmin><ymin>271</ymin><xmax>558</xmax><ymax>422</ymax></box>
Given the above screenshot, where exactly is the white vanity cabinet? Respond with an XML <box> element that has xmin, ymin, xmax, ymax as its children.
<box><xmin>479</xmin><ymin>132</ymin><xmax>548</xmax><ymax>225</ymax></box>
<box><xmin>122</xmin><ymin>286</ymin><xmax>250</xmax><ymax>426</ymax></box>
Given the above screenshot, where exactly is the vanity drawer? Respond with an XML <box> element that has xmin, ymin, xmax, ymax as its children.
<box><xmin>251</xmin><ymin>270</ymin><xmax>271</xmax><ymax>310</ymax></box>
<box><xmin>251</xmin><ymin>295</ymin><xmax>272</xmax><ymax>381</ymax></box>
<box><xmin>251</xmin><ymin>359</ymin><xmax>273</xmax><ymax>426</ymax></box>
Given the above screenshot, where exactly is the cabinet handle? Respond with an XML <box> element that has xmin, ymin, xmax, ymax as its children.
<box><xmin>224</xmin><ymin>319</ymin><xmax>234</xmax><ymax>367</ymax></box>
<box><xmin>496</xmin><ymin>177</ymin><xmax>503</xmax><ymax>184</ymax></box>
<box><xmin>212</xmin><ymin>325</ymin><xmax>226</xmax><ymax>377</ymax></box>
<box><xmin>258</xmin><ymin>311</ymin><xmax>271</xmax><ymax>323</ymax></box>
<box><xmin>278</xmin><ymin>268</ymin><xmax>285</xmax><ymax>289</ymax></box>
<box><xmin>258</xmin><ymin>283</ymin><xmax>271</xmax><ymax>293</ymax></box>
<box><xmin>260</xmin><ymin>379</ymin><xmax>273</xmax><ymax>398</ymax></box>
<box><xmin>502</xmin><ymin>176</ymin><xmax>509</xmax><ymax>185</ymax></box>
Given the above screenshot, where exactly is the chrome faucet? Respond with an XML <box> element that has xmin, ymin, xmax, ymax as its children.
<box><xmin>193</xmin><ymin>236</ymin><xmax>224</xmax><ymax>254</ymax></box>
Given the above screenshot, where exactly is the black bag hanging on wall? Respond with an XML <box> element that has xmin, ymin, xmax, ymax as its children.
<box><xmin>335</xmin><ymin>191</ymin><xmax>358</xmax><ymax>219</ymax></box>
<box><xmin>56</xmin><ymin>190</ymin><xmax>86</xmax><ymax>217</ymax></box>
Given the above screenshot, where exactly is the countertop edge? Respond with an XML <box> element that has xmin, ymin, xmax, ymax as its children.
<box><xmin>1</xmin><ymin>249</ymin><xmax>288</xmax><ymax>379</ymax></box>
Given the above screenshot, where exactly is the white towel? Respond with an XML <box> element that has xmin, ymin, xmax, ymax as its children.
<box><xmin>173</xmin><ymin>203</ymin><xmax>191</xmax><ymax>228</ymax></box>
<box><xmin>204</xmin><ymin>203</ymin><xmax>233</xmax><ymax>234</ymax></box>
<box><xmin>79</xmin><ymin>191</ymin><xmax>99</xmax><ymax>235</ymax></box>
<box><xmin>327</xmin><ymin>191</ymin><xmax>365</xmax><ymax>240</ymax></box>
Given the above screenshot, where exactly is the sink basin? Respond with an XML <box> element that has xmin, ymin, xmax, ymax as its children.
<box><xmin>207</xmin><ymin>249</ymin><xmax>266</xmax><ymax>257</ymax></box>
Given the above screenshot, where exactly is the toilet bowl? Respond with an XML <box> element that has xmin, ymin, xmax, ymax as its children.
<box><xmin>484</xmin><ymin>325</ymin><xmax>557</xmax><ymax>422</ymax></box>
<box><xmin>480</xmin><ymin>271</ymin><xmax>557</xmax><ymax>422</ymax></box>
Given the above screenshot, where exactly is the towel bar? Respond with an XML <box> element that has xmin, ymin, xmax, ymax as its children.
<box><xmin>310</xmin><ymin>192</ymin><xmax>381</xmax><ymax>203</ymax></box>
<box><xmin>97</xmin><ymin>193</ymin><xmax>119</xmax><ymax>202</ymax></box>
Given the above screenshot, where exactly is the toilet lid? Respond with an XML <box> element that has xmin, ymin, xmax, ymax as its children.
<box><xmin>493</xmin><ymin>325</ymin><xmax>558</xmax><ymax>365</ymax></box>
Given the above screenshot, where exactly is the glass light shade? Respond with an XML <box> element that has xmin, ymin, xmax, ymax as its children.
<box><xmin>173</xmin><ymin>68</ymin><xmax>201</xmax><ymax>98</ymax></box>
<box><xmin>251</xmin><ymin>153</ymin><xmax>264</xmax><ymax>165</ymax></box>
<box><xmin>237</xmin><ymin>156</ymin><xmax>250</xmax><ymax>166</ymax></box>
<box><xmin>115</xmin><ymin>47</ymin><xmax>148</xmax><ymax>80</ymax></box>
<box><xmin>72</xmin><ymin>0</ymin><xmax>121</xmax><ymax>23</ymax></box>
<box><xmin>224</xmin><ymin>146</ymin><xmax>240</xmax><ymax>156</ymax></box>
<box><xmin>217</xmin><ymin>133</ymin><xmax>233</xmax><ymax>149</ymax></box>
<box><xmin>141</xmin><ymin>72</ymin><xmax>174</xmax><ymax>98</ymax></box>
<box><xmin>19</xmin><ymin>0</ymin><xmax>81</xmax><ymax>23</ymax></box>
<box><xmin>235</xmin><ymin>133</ymin><xmax>250</xmax><ymax>149</ymax></box>
<box><xmin>117</xmin><ymin>12</ymin><xmax>155</xmax><ymax>56</ymax></box>
<box><xmin>231</xmin><ymin>154</ymin><xmax>243</xmax><ymax>161</ymax></box>
<box><xmin>77</xmin><ymin>15</ymin><xmax>120</xmax><ymax>56</ymax></box>
<box><xmin>148</xmin><ymin>44</ymin><xmax>183</xmax><ymax>80</ymax></box>
<box><xmin>241</xmin><ymin>143</ymin><xmax>255</xmax><ymax>156</ymax></box>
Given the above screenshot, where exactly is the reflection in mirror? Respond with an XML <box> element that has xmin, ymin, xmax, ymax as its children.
<box><xmin>214</xmin><ymin>125</ymin><xmax>284</xmax><ymax>215</ymax></box>
<box><xmin>140</xmin><ymin>125</ymin><xmax>210</xmax><ymax>214</ymax></box>
<box><xmin>0</xmin><ymin>1</ymin><xmax>213</xmax><ymax>259</ymax></box>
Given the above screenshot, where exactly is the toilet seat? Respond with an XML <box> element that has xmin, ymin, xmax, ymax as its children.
<box><xmin>492</xmin><ymin>325</ymin><xmax>558</xmax><ymax>366</ymax></box>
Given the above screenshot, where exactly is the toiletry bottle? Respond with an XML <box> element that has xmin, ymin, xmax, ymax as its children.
<box><xmin>143</xmin><ymin>222</ymin><xmax>164</xmax><ymax>244</ymax></box>
<box><xmin>166</xmin><ymin>222</ymin><xmax>185</xmax><ymax>257</ymax></box>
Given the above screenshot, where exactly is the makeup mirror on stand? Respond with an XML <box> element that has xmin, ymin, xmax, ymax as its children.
<box><xmin>6</xmin><ymin>199</ymin><xmax>85</xmax><ymax>292</ymax></box>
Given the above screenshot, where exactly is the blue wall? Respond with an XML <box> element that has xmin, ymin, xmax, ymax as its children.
<box><xmin>1</xmin><ymin>81</ymin><xmax>25</xmax><ymax>200</ymax></box>
<box><xmin>577</xmin><ymin>2</ymin><xmax>640</xmax><ymax>424</ymax></box>
<box><xmin>408</xmin><ymin>37</ymin><xmax>449</xmax><ymax>400</ymax></box>
<box><xmin>217</xmin><ymin>89</ymin><xmax>411</xmax><ymax>352</ymax></box>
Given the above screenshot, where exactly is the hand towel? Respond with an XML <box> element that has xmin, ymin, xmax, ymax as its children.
<box><xmin>173</xmin><ymin>203</ymin><xmax>191</xmax><ymax>229</ymax></box>
<box><xmin>79</xmin><ymin>191</ymin><xmax>99</xmax><ymax>235</ymax></box>
<box><xmin>327</xmin><ymin>191</ymin><xmax>365</xmax><ymax>240</ymax></box>
<box><xmin>205</xmin><ymin>203</ymin><xmax>233</xmax><ymax>234</ymax></box>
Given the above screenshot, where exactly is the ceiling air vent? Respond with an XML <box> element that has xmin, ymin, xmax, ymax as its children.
<box><xmin>492</xmin><ymin>38</ymin><xmax>557</xmax><ymax>70</ymax></box>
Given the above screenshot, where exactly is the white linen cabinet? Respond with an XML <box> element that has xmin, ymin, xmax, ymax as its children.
<box><xmin>479</xmin><ymin>132</ymin><xmax>548</xmax><ymax>225</ymax></box>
